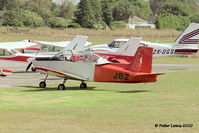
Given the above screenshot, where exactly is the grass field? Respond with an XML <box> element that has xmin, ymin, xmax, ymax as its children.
<box><xmin>0</xmin><ymin>26</ymin><xmax>180</xmax><ymax>44</ymax></box>
<box><xmin>0</xmin><ymin>70</ymin><xmax>199</xmax><ymax>133</ymax></box>
<box><xmin>0</xmin><ymin>28</ymin><xmax>199</xmax><ymax>133</ymax></box>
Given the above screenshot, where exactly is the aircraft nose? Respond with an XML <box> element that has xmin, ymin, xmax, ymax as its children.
<box><xmin>27</xmin><ymin>58</ymin><xmax>34</xmax><ymax>63</ymax></box>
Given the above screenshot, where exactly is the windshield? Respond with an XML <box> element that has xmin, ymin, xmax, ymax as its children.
<box><xmin>52</xmin><ymin>49</ymin><xmax>102</xmax><ymax>63</ymax></box>
<box><xmin>10</xmin><ymin>49</ymin><xmax>19</xmax><ymax>55</ymax></box>
<box><xmin>108</xmin><ymin>41</ymin><xmax>127</xmax><ymax>48</ymax></box>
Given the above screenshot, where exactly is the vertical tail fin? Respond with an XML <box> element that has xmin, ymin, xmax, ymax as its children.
<box><xmin>174</xmin><ymin>23</ymin><xmax>199</xmax><ymax>47</ymax></box>
<box><xmin>128</xmin><ymin>46</ymin><xmax>153</xmax><ymax>73</ymax></box>
<box><xmin>115</xmin><ymin>37</ymin><xmax>141</xmax><ymax>56</ymax></box>
<box><xmin>62</xmin><ymin>35</ymin><xmax>88</xmax><ymax>52</ymax></box>
<box><xmin>53</xmin><ymin>35</ymin><xmax>88</xmax><ymax>58</ymax></box>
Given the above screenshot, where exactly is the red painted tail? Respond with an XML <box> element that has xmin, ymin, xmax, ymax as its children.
<box><xmin>127</xmin><ymin>46</ymin><xmax>153</xmax><ymax>73</ymax></box>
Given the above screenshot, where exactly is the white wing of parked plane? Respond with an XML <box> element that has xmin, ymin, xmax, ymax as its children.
<box><xmin>0</xmin><ymin>42</ymin><xmax>38</xmax><ymax>49</ymax></box>
<box><xmin>28</xmin><ymin>40</ymin><xmax>92</xmax><ymax>48</ymax></box>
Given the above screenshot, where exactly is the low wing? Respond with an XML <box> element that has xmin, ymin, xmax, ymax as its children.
<box><xmin>36</xmin><ymin>67</ymin><xmax>88</xmax><ymax>81</ymax></box>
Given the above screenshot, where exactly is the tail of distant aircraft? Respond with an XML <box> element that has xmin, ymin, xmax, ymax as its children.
<box><xmin>115</xmin><ymin>37</ymin><xmax>141</xmax><ymax>56</ymax></box>
<box><xmin>53</xmin><ymin>35</ymin><xmax>88</xmax><ymax>58</ymax></box>
<box><xmin>62</xmin><ymin>35</ymin><xmax>88</xmax><ymax>52</ymax></box>
<box><xmin>128</xmin><ymin>46</ymin><xmax>153</xmax><ymax>73</ymax></box>
<box><xmin>174</xmin><ymin>23</ymin><xmax>199</xmax><ymax>47</ymax></box>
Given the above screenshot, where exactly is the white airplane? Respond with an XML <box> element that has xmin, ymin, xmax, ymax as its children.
<box><xmin>25</xmin><ymin>39</ymin><xmax>92</xmax><ymax>52</ymax></box>
<box><xmin>26</xmin><ymin>35</ymin><xmax>90</xmax><ymax>71</ymax></box>
<box><xmin>28</xmin><ymin>36</ymin><xmax>164</xmax><ymax>90</ymax></box>
<box><xmin>88</xmin><ymin>23</ymin><xmax>199</xmax><ymax>57</ymax></box>
<box><xmin>0</xmin><ymin>37</ymin><xmax>91</xmax><ymax>72</ymax></box>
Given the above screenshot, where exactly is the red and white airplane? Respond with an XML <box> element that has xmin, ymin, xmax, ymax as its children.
<box><xmin>28</xmin><ymin>36</ymin><xmax>164</xmax><ymax>90</ymax></box>
<box><xmin>0</xmin><ymin>41</ymin><xmax>40</xmax><ymax>62</ymax></box>
<box><xmin>88</xmin><ymin>23</ymin><xmax>199</xmax><ymax>57</ymax></box>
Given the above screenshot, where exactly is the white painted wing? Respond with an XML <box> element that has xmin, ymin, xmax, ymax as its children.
<box><xmin>0</xmin><ymin>42</ymin><xmax>38</xmax><ymax>49</ymax></box>
<box><xmin>36</xmin><ymin>67</ymin><xmax>88</xmax><ymax>81</ymax></box>
<box><xmin>32</xmin><ymin>40</ymin><xmax>92</xmax><ymax>48</ymax></box>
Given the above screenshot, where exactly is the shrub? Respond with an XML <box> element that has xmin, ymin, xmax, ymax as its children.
<box><xmin>156</xmin><ymin>14</ymin><xmax>190</xmax><ymax>30</ymax></box>
<box><xmin>2</xmin><ymin>10</ymin><xmax>44</xmax><ymax>27</ymax></box>
<box><xmin>67</xmin><ymin>22</ymin><xmax>81</xmax><ymax>28</ymax></box>
<box><xmin>110</xmin><ymin>21</ymin><xmax>126</xmax><ymax>30</ymax></box>
<box><xmin>21</xmin><ymin>11</ymin><xmax>45</xmax><ymax>27</ymax></box>
<box><xmin>47</xmin><ymin>17</ymin><xmax>70</xmax><ymax>28</ymax></box>
<box><xmin>2</xmin><ymin>11</ymin><xmax>24</xmax><ymax>27</ymax></box>
<box><xmin>189</xmin><ymin>14</ymin><xmax>199</xmax><ymax>23</ymax></box>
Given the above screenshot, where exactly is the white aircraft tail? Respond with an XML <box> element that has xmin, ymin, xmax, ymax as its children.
<box><xmin>116</xmin><ymin>37</ymin><xmax>141</xmax><ymax>56</ymax></box>
<box><xmin>174</xmin><ymin>23</ymin><xmax>199</xmax><ymax>47</ymax></box>
<box><xmin>53</xmin><ymin>35</ymin><xmax>88</xmax><ymax>58</ymax></box>
<box><xmin>62</xmin><ymin>35</ymin><xmax>88</xmax><ymax>52</ymax></box>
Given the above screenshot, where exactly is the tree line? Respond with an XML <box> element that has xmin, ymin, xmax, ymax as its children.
<box><xmin>0</xmin><ymin>0</ymin><xmax>198</xmax><ymax>30</ymax></box>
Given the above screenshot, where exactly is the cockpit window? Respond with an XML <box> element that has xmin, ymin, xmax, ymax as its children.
<box><xmin>108</xmin><ymin>41</ymin><xmax>115</xmax><ymax>48</ymax></box>
<box><xmin>108</xmin><ymin>41</ymin><xmax>127</xmax><ymax>48</ymax></box>
<box><xmin>10</xmin><ymin>49</ymin><xmax>18</xmax><ymax>55</ymax></box>
<box><xmin>0</xmin><ymin>49</ymin><xmax>11</xmax><ymax>56</ymax></box>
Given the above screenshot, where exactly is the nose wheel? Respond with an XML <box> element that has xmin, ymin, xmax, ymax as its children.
<box><xmin>80</xmin><ymin>82</ymin><xmax>87</xmax><ymax>88</ymax></box>
<box><xmin>39</xmin><ymin>75</ymin><xmax>48</xmax><ymax>88</ymax></box>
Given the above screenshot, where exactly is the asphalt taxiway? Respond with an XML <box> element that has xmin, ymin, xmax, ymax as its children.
<box><xmin>0</xmin><ymin>60</ymin><xmax>199</xmax><ymax>88</ymax></box>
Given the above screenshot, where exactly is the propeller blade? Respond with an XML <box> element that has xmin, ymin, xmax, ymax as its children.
<box><xmin>26</xmin><ymin>62</ymin><xmax>32</xmax><ymax>72</ymax></box>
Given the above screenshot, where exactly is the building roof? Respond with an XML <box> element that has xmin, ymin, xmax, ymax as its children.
<box><xmin>128</xmin><ymin>16</ymin><xmax>148</xmax><ymax>24</ymax></box>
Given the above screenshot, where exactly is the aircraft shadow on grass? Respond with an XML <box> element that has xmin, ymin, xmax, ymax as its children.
<box><xmin>21</xmin><ymin>86</ymin><xmax>151</xmax><ymax>94</ymax></box>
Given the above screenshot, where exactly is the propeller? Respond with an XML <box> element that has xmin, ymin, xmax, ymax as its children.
<box><xmin>26</xmin><ymin>62</ymin><xmax>32</xmax><ymax>72</ymax></box>
<box><xmin>26</xmin><ymin>49</ymin><xmax>40</xmax><ymax>72</ymax></box>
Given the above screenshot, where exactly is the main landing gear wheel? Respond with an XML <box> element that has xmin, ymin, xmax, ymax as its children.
<box><xmin>39</xmin><ymin>81</ymin><xmax>46</xmax><ymax>88</ymax></box>
<box><xmin>31</xmin><ymin>67</ymin><xmax>36</xmax><ymax>72</ymax></box>
<box><xmin>58</xmin><ymin>84</ymin><xmax>65</xmax><ymax>90</ymax></box>
<box><xmin>80</xmin><ymin>83</ymin><xmax>87</xmax><ymax>88</ymax></box>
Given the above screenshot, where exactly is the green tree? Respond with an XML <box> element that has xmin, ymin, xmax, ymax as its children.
<box><xmin>156</xmin><ymin>14</ymin><xmax>190</xmax><ymax>30</ymax></box>
<box><xmin>2</xmin><ymin>10</ymin><xmax>45</xmax><ymax>27</ymax></box>
<box><xmin>160</xmin><ymin>1</ymin><xmax>191</xmax><ymax>17</ymax></box>
<box><xmin>112</xmin><ymin>0</ymin><xmax>135</xmax><ymax>21</ymax></box>
<box><xmin>189</xmin><ymin>13</ymin><xmax>199</xmax><ymax>23</ymax></box>
<box><xmin>0</xmin><ymin>0</ymin><xmax>24</xmax><ymax>11</ymax></box>
<box><xmin>74</xmin><ymin>0</ymin><xmax>95</xmax><ymax>28</ymax></box>
<box><xmin>149</xmin><ymin>0</ymin><xmax>167</xmax><ymax>16</ymax></box>
<box><xmin>101</xmin><ymin>0</ymin><xmax>113</xmax><ymax>26</ymax></box>
<box><xmin>90</xmin><ymin>0</ymin><xmax>106</xmax><ymax>29</ymax></box>
<box><xmin>129</xmin><ymin>0</ymin><xmax>152</xmax><ymax>19</ymax></box>
<box><xmin>25</xmin><ymin>0</ymin><xmax>54</xmax><ymax>19</ymax></box>
<box><xmin>58</xmin><ymin>0</ymin><xmax>75</xmax><ymax>19</ymax></box>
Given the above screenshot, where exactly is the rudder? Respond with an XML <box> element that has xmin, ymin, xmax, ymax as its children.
<box><xmin>128</xmin><ymin>46</ymin><xmax>153</xmax><ymax>73</ymax></box>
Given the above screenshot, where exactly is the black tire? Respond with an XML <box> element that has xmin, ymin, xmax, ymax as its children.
<box><xmin>39</xmin><ymin>81</ymin><xmax>46</xmax><ymax>88</ymax></box>
<box><xmin>80</xmin><ymin>83</ymin><xmax>87</xmax><ymax>88</ymax></box>
<box><xmin>0</xmin><ymin>75</ymin><xmax>6</xmax><ymax>77</ymax></box>
<box><xmin>31</xmin><ymin>67</ymin><xmax>36</xmax><ymax>72</ymax></box>
<box><xmin>58</xmin><ymin>84</ymin><xmax>65</xmax><ymax>90</ymax></box>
